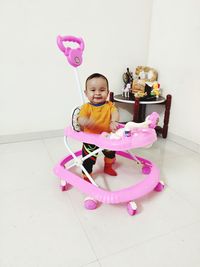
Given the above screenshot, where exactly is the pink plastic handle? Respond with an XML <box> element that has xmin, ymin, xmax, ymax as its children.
<box><xmin>57</xmin><ymin>35</ymin><xmax>84</xmax><ymax>67</ymax></box>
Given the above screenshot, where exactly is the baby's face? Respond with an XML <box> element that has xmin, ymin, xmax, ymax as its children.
<box><xmin>85</xmin><ymin>77</ymin><xmax>109</xmax><ymax>104</ymax></box>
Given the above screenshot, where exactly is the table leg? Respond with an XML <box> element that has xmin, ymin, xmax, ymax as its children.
<box><xmin>133</xmin><ymin>99</ymin><xmax>146</xmax><ymax>122</ymax></box>
<box><xmin>162</xmin><ymin>94</ymin><xmax>172</xmax><ymax>138</ymax></box>
<box><xmin>109</xmin><ymin>92</ymin><xmax>114</xmax><ymax>102</ymax></box>
<box><xmin>133</xmin><ymin>98</ymin><xmax>140</xmax><ymax>122</ymax></box>
<box><xmin>139</xmin><ymin>104</ymin><xmax>146</xmax><ymax>122</ymax></box>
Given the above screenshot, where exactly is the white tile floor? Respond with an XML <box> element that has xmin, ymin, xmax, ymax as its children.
<box><xmin>0</xmin><ymin>137</ymin><xmax>200</xmax><ymax>267</ymax></box>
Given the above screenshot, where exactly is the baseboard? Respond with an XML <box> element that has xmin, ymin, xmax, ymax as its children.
<box><xmin>0</xmin><ymin>129</ymin><xmax>64</xmax><ymax>144</ymax></box>
<box><xmin>167</xmin><ymin>132</ymin><xmax>200</xmax><ymax>154</ymax></box>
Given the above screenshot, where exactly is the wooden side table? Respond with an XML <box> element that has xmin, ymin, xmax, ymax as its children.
<box><xmin>110</xmin><ymin>92</ymin><xmax>172</xmax><ymax>138</ymax></box>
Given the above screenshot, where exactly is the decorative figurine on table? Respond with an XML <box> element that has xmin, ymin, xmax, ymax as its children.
<box><xmin>130</xmin><ymin>66</ymin><xmax>160</xmax><ymax>100</ymax></box>
<box><xmin>151</xmin><ymin>82</ymin><xmax>161</xmax><ymax>98</ymax></box>
<box><xmin>123</xmin><ymin>83</ymin><xmax>131</xmax><ymax>98</ymax></box>
<box><xmin>122</xmin><ymin>68</ymin><xmax>133</xmax><ymax>98</ymax></box>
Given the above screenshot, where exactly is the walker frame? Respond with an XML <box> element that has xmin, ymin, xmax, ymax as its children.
<box><xmin>54</xmin><ymin>35</ymin><xmax>164</xmax><ymax>215</ymax></box>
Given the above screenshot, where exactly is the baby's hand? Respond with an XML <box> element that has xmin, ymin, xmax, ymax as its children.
<box><xmin>78</xmin><ymin>117</ymin><xmax>95</xmax><ymax>129</ymax></box>
<box><xmin>110</xmin><ymin>121</ymin><xmax>119</xmax><ymax>133</ymax></box>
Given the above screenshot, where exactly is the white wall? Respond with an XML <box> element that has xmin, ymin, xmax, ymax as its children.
<box><xmin>0</xmin><ymin>0</ymin><xmax>153</xmax><ymax>136</ymax></box>
<box><xmin>147</xmin><ymin>0</ymin><xmax>200</xmax><ymax>146</ymax></box>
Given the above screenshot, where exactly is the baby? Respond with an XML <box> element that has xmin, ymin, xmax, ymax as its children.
<box><xmin>78</xmin><ymin>73</ymin><xmax>119</xmax><ymax>182</ymax></box>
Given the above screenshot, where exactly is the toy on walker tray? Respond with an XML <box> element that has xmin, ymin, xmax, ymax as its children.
<box><xmin>53</xmin><ymin>35</ymin><xmax>165</xmax><ymax>216</ymax></box>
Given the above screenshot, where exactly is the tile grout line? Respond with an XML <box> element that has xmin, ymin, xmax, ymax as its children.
<box><xmin>67</xmin><ymin>193</ymin><xmax>100</xmax><ymax>263</ymax></box>
<box><xmin>167</xmin><ymin>184</ymin><xmax>200</xmax><ymax>217</ymax></box>
<box><xmin>95</xmin><ymin>220</ymin><xmax>200</xmax><ymax>263</ymax></box>
<box><xmin>41</xmin><ymin>138</ymin><xmax>56</xmax><ymax>165</ymax></box>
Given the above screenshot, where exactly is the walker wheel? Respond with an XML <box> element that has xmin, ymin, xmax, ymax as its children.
<box><xmin>127</xmin><ymin>201</ymin><xmax>137</xmax><ymax>216</ymax></box>
<box><xmin>142</xmin><ymin>165</ymin><xmax>151</xmax><ymax>174</ymax></box>
<box><xmin>61</xmin><ymin>185</ymin><xmax>67</xmax><ymax>191</ymax></box>
<box><xmin>84</xmin><ymin>197</ymin><xmax>98</xmax><ymax>210</ymax></box>
<box><xmin>154</xmin><ymin>181</ymin><xmax>165</xmax><ymax>192</ymax></box>
<box><xmin>60</xmin><ymin>179</ymin><xmax>68</xmax><ymax>191</ymax></box>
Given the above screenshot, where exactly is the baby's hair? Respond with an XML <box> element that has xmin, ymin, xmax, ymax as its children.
<box><xmin>85</xmin><ymin>73</ymin><xmax>109</xmax><ymax>90</ymax></box>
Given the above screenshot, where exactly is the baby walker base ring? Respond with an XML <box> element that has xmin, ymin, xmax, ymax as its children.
<box><xmin>53</xmin><ymin>150</ymin><xmax>162</xmax><ymax>214</ymax></box>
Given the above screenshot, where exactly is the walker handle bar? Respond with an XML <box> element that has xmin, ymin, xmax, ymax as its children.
<box><xmin>57</xmin><ymin>35</ymin><xmax>85</xmax><ymax>67</ymax></box>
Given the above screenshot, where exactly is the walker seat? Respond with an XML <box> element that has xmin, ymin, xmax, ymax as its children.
<box><xmin>54</xmin><ymin>35</ymin><xmax>165</xmax><ymax>215</ymax></box>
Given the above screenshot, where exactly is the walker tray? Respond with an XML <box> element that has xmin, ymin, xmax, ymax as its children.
<box><xmin>64</xmin><ymin>125</ymin><xmax>157</xmax><ymax>150</ymax></box>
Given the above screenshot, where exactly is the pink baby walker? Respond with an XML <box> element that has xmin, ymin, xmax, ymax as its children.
<box><xmin>53</xmin><ymin>35</ymin><xmax>164</xmax><ymax>216</ymax></box>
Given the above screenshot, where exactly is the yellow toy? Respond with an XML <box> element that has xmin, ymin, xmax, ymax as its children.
<box><xmin>151</xmin><ymin>82</ymin><xmax>161</xmax><ymax>98</ymax></box>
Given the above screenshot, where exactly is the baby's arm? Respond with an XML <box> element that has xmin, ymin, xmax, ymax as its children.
<box><xmin>78</xmin><ymin>104</ymin><xmax>95</xmax><ymax>131</ymax></box>
<box><xmin>110</xmin><ymin>109</ymin><xmax>120</xmax><ymax>132</ymax></box>
<box><xmin>78</xmin><ymin>116</ymin><xmax>95</xmax><ymax>130</ymax></box>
